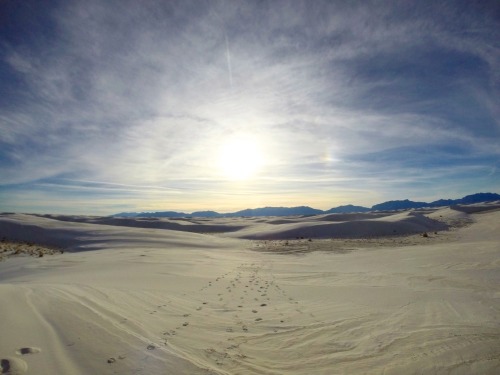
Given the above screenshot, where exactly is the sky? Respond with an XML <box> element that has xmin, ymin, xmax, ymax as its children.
<box><xmin>1</xmin><ymin>0</ymin><xmax>499</xmax><ymax>215</ymax></box>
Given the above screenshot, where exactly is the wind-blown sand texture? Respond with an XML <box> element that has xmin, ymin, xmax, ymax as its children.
<box><xmin>1</xmin><ymin>203</ymin><xmax>499</xmax><ymax>374</ymax></box>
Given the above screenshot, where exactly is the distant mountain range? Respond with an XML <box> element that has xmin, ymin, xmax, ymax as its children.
<box><xmin>113</xmin><ymin>192</ymin><xmax>500</xmax><ymax>218</ymax></box>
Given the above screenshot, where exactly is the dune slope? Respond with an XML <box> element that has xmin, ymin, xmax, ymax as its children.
<box><xmin>0</xmin><ymin>206</ymin><xmax>499</xmax><ymax>374</ymax></box>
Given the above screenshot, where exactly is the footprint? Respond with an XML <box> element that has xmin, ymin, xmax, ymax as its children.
<box><xmin>182</xmin><ymin>322</ymin><xmax>189</xmax><ymax>327</ymax></box>
<box><xmin>252</xmin><ymin>310</ymin><xmax>258</xmax><ymax>313</ymax></box>
<box><xmin>1</xmin><ymin>357</ymin><xmax>28</xmax><ymax>374</ymax></box>
<box><xmin>255</xmin><ymin>318</ymin><xmax>262</xmax><ymax>322</ymax></box>
<box><xmin>15</xmin><ymin>347</ymin><xmax>41</xmax><ymax>355</ymax></box>
<box><xmin>260</xmin><ymin>304</ymin><xmax>267</xmax><ymax>307</ymax></box>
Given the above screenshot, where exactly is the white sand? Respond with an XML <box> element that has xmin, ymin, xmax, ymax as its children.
<box><xmin>0</xmin><ymin>204</ymin><xmax>499</xmax><ymax>374</ymax></box>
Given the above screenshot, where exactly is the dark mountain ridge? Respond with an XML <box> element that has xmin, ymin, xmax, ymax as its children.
<box><xmin>113</xmin><ymin>192</ymin><xmax>500</xmax><ymax>218</ymax></box>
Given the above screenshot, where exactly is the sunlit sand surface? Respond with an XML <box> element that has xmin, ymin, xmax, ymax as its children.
<box><xmin>1</xmin><ymin>203</ymin><xmax>499</xmax><ymax>374</ymax></box>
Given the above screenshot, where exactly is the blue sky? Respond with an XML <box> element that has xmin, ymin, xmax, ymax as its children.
<box><xmin>1</xmin><ymin>0</ymin><xmax>499</xmax><ymax>214</ymax></box>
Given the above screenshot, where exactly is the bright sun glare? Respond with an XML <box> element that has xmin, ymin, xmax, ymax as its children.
<box><xmin>218</xmin><ymin>136</ymin><xmax>264</xmax><ymax>180</ymax></box>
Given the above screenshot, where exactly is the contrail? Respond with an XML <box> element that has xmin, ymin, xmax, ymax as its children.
<box><xmin>225</xmin><ymin>33</ymin><xmax>233</xmax><ymax>88</ymax></box>
<box><xmin>210</xmin><ymin>5</ymin><xmax>233</xmax><ymax>88</ymax></box>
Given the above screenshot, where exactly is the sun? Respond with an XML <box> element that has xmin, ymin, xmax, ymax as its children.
<box><xmin>218</xmin><ymin>136</ymin><xmax>264</xmax><ymax>180</ymax></box>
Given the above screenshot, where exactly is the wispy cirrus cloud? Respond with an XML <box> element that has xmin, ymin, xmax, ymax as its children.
<box><xmin>1</xmin><ymin>0</ymin><xmax>498</xmax><ymax>213</ymax></box>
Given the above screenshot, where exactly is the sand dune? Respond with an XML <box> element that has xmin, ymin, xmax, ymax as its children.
<box><xmin>16</xmin><ymin>207</ymin><xmax>454</xmax><ymax>241</ymax></box>
<box><xmin>227</xmin><ymin>212</ymin><xmax>448</xmax><ymax>240</ymax></box>
<box><xmin>1</xmin><ymin>204</ymin><xmax>499</xmax><ymax>374</ymax></box>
